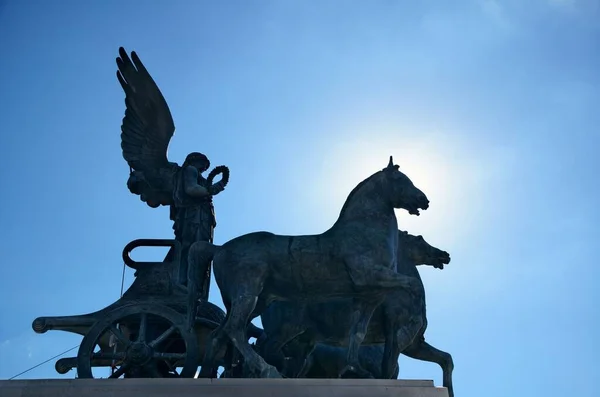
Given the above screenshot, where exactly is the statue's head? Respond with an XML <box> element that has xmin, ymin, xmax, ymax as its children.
<box><xmin>399</xmin><ymin>230</ymin><xmax>450</xmax><ymax>269</ymax></box>
<box><xmin>380</xmin><ymin>156</ymin><xmax>429</xmax><ymax>216</ymax></box>
<box><xmin>184</xmin><ymin>152</ymin><xmax>210</xmax><ymax>172</ymax></box>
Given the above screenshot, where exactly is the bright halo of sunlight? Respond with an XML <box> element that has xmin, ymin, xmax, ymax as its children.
<box><xmin>317</xmin><ymin>135</ymin><xmax>450</xmax><ymax>212</ymax></box>
<box><xmin>313</xmin><ymin>125</ymin><xmax>490</xmax><ymax>245</ymax></box>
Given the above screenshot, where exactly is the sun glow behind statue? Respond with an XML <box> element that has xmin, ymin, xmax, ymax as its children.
<box><xmin>313</xmin><ymin>128</ymin><xmax>477</xmax><ymax>246</ymax></box>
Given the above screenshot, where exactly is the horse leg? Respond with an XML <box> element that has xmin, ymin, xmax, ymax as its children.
<box><xmin>226</xmin><ymin>344</ymin><xmax>246</xmax><ymax>378</ymax></box>
<box><xmin>260</xmin><ymin>326</ymin><xmax>307</xmax><ymax>374</ymax></box>
<box><xmin>382</xmin><ymin>315</ymin><xmax>423</xmax><ymax>379</ymax></box>
<box><xmin>348</xmin><ymin>260</ymin><xmax>420</xmax><ymax>292</ymax></box>
<box><xmin>222</xmin><ymin>294</ymin><xmax>281</xmax><ymax>378</ymax></box>
<box><xmin>285</xmin><ymin>332</ymin><xmax>317</xmax><ymax>378</ymax></box>
<box><xmin>260</xmin><ymin>337</ymin><xmax>289</xmax><ymax>373</ymax></box>
<box><xmin>220</xmin><ymin>343</ymin><xmax>234</xmax><ymax>377</ymax></box>
<box><xmin>339</xmin><ymin>298</ymin><xmax>380</xmax><ymax>379</ymax></box>
<box><xmin>296</xmin><ymin>350</ymin><xmax>314</xmax><ymax>378</ymax></box>
<box><xmin>199</xmin><ymin>321</ymin><xmax>228</xmax><ymax>378</ymax></box>
<box><xmin>382</xmin><ymin>322</ymin><xmax>399</xmax><ymax>379</ymax></box>
<box><xmin>402</xmin><ymin>339</ymin><xmax>454</xmax><ymax>397</ymax></box>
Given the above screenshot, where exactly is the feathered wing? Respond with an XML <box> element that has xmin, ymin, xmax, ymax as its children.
<box><xmin>116</xmin><ymin>47</ymin><xmax>179</xmax><ymax>208</ymax></box>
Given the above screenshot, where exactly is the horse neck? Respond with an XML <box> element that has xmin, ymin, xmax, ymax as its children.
<box><xmin>333</xmin><ymin>174</ymin><xmax>394</xmax><ymax>226</ymax></box>
<box><xmin>396</xmin><ymin>250</ymin><xmax>422</xmax><ymax>281</ymax></box>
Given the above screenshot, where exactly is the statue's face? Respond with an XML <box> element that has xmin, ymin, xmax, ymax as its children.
<box><xmin>191</xmin><ymin>159</ymin><xmax>209</xmax><ymax>173</ymax></box>
<box><xmin>184</xmin><ymin>152</ymin><xmax>210</xmax><ymax>172</ymax></box>
<box><xmin>382</xmin><ymin>162</ymin><xmax>429</xmax><ymax>215</ymax></box>
<box><xmin>401</xmin><ymin>232</ymin><xmax>450</xmax><ymax>269</ymax></box>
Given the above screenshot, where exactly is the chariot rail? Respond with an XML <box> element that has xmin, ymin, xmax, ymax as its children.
<box><xmin>122</xmin><ymin>239</ymin><xmax>181</xmax><ymax>270</ymax></box>
<box><xmin>31</xmin><ymin>238</ymin><xmax>227</xmax><ymax>379</ymax></box>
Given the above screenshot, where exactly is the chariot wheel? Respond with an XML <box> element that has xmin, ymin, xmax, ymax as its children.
<box><xmin>76</xmin><ymin>303</ymin><xmax>199</xmax><ymax>378</ymax></box>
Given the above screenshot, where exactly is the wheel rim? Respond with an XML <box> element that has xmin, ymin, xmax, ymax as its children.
<box><xmin>76</xmin><ymin>303</ymin><xmax>199</xmax><ymax>378</ymax></box>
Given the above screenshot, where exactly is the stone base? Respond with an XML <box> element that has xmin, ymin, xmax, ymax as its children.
<box><xmin>0</xmin><ymin>378</ymin><xmax>448</xmax><ymax>397</ymax></box>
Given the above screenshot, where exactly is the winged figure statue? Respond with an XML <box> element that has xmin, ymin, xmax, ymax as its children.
<box><xmin>116</xmin><ymin>47</ymin><xmax>229</xmax><ymax>299</ymax></box>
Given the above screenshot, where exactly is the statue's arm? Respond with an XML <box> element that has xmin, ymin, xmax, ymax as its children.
<box><xmin>183</xmin><ymin>166</ymin><xmax>210</xmax><ymax>197</ymax></box>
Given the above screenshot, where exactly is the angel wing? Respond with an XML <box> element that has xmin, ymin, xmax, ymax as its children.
<box><xmin>116</xmin><ymin>47</ymin><xmax>179</xmax><ymax>208</ymax></box>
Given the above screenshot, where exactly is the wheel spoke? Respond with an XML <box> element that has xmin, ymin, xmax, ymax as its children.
<box><xmin>153</xmin><ymin>352</ymin><xmax>186</xmax><ymax>360</ymax></box>
<box><xmin>109</xmin><ymin>325</ymin><xmax>130</xmax><ymax>347</ymax></box>
<box><xmin>148</xmin><ymin>325</ymin><xmax>176</xmax><ymax>348</ymax></box>
<box><xmin>109</xmin><ymin>363</ymin><xmax>130</xmax><ymax>378</ymax></box>
<box><xmin>92</xmin><ymin>351</ymin><xmax>126</xmax><ymax>360</ymax></box>
<box><xmin>138</xmin><ymin>313</ymin><xmax>147</xmax><ymax>342</ymax></box>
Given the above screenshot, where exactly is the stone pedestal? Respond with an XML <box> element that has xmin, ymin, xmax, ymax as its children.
<box><xmin>0</xmin><ymin>378</ymin><xmax>448</xmax><ymax>397</ymax></box>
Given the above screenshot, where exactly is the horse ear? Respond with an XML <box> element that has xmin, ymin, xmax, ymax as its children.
<box><xmin>388</xmin><ymin>156</ymin><xmax>393</xmax><ymax>168</ymax></box>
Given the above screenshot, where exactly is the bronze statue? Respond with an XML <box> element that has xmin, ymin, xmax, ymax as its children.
<box><xmin>29</xmin><ymin>47</ymin><xmax>454</xmax><ymax>394</ymax></box>
<box><xmin>192</xmin><ymin>157</ymin><xmax>430</xmax><ymax>379</ymax></box>
<box><xmin>116</xmin><ymin>47</ymin><xmax>229</xmax><ymax>299</ymax></box>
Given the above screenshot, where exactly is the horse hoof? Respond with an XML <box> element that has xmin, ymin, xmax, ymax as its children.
<box><xmin>339</xmin><ymin>365</ymin><xmax>373</xmax><ymax>379</ymax></box>
<box><xmin>339</xmin><ymin>365</ymin><xmax>357</xmax><ymax>379</ymax></box>
<box><xmin>261</xmin><ymin>365</ymin><xmax>282</xmax><ymax>378</ymax></box>
<box><xmin>198</xmin><ymin>368</ymin><xmax>213</xmax><ymax>378</ymax></box>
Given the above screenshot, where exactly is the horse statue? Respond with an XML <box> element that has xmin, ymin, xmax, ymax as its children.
<box><xmin>257</xmin><ymin>230</ymin><xmax>451</xmax><ymax>384</ymax></box>
<box><xmin>274</xmin><ymin>231</ymin><xmax>454</xmax><ymax>396</ymax></box>
<box><xmin>190</xmin><ymin>157</ymin><xmax>430</xmax><ymax>378</ymax></box>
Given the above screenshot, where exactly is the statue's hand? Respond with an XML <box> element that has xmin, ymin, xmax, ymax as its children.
<box><xmin>209</xmin><ymin>181</ymin><xmax>226</xmax><ymax>195</ymax></box>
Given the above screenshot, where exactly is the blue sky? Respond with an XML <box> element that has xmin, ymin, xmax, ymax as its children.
<box><xmin>0</xmin><ymin>0</ymin><xmax>598</xmax><ymax>395</ymax></box>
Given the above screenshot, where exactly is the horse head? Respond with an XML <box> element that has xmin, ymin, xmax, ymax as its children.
<box><xmin>399</xmin><ymin>230</ymin><xmax>451</xmax><ymax>269</ymax></box>
<box><xmin>380</xmin><ymin>156</ymin><xmax>429</xmax><ymax>216</ymax></box>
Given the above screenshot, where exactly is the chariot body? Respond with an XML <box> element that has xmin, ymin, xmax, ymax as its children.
<box><xmin>31</xmin><ymin>239</ymin><xmax>241</xmax><ymax>378</ymax></box>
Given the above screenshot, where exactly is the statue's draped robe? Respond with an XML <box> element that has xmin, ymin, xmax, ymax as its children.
<box><xmin>171</xmin><ymin>168</ymin><xmax>216</xmax><ymax>300</ymax></box>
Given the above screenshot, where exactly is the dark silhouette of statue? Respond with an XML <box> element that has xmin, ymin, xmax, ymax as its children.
<box><xmin>116</xmin><ymin>47</ymin><xmax>229</xmax><ymax>300</ymax></box>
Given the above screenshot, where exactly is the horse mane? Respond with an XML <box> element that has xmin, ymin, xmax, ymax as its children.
<box><xmin>332</xmin><ymin>170</ymin><xmax>382</xmax><ymax>227</ymax></box>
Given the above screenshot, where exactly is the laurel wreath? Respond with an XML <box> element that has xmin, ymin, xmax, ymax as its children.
<box><xmin>207</xmin><ymin>165</ymin><xmax>230</xmax><ymax>188</ymax></box>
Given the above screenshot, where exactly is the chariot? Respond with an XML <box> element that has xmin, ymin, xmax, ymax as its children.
<box><xmin>32</xmin><ymin>239</ymin><xmax>232</xmax><ymax>378</ymax></box>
